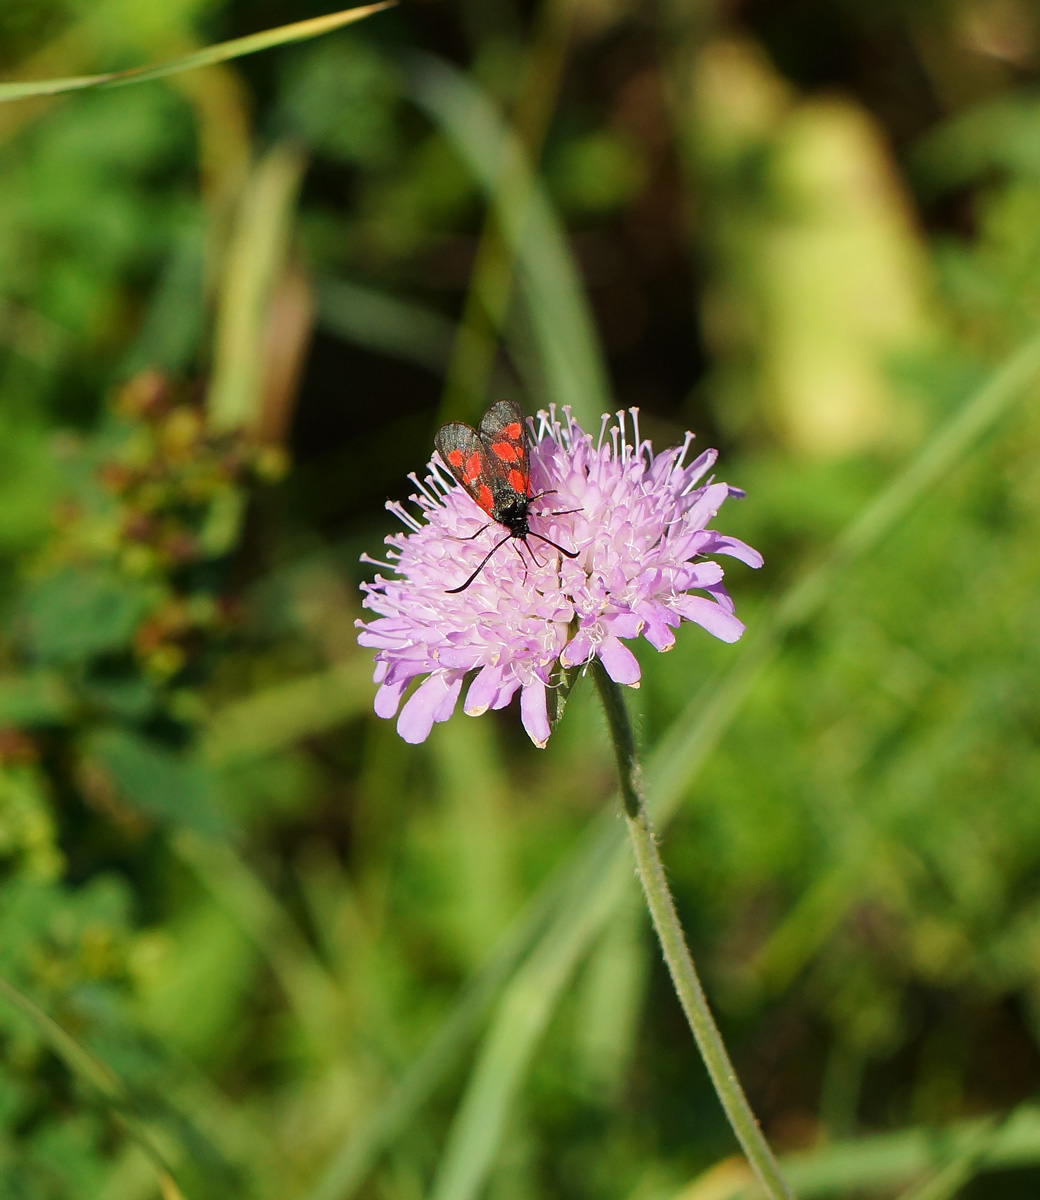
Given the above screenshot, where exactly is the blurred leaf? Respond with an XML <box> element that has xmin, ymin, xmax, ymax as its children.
<box><xmin>201</xmin><ymin>657</ymin><xmax>372</xmax><ymax>765</ymax></box>
<box><xmin>685</xmin><ymin>1108</ymin><xmax>1036</xmax><ymax>1199</ymax></box>
<box><xmin>79</xmin><ymin>673</ymin><xmax>159</xmax><ymax>721</ymax></box>
<box><xmin>315</xmin><ymin>278</ymin><xmax>456</xmax><ymax>376</ymax></box>
<box><xmin>894</xmin><ymin>1116</ymin><xmax>1000</xmax><ymax>1200</ymax></box>
<box><xmin>912</xmin><ymin>95</ymin><xmax>1040</xmax><ymax>196</ymax></box>
<box><xmin>280</xmin><ymin>36</ymin><xmax>403</xmax><ymax>167</ymax></box>
<box><xmin>687</xmin><ymin>44</ymin><xmax>934</xmax><ymax>456</ymax></box>
<box><xmin>572</xmin><ymin>885</ymin><xmax>646</xmax><ymax>1096</ymax></box>
<box><xmin>0</xmin><ymin>766</ymin><xmax>62</xmax><ymax>880</ymax></box>
<box><xmin>81</xmin><ymin>728</ymin><xmax>227</xmax><ymax>834</ymax></box>
<box><xmin>549</xmin><ymin>130</ymin><xmax>646</xmax><ymax>214</ymax></box>
<box><xmin>302</xmin><ymin>839</ymin><xmax>582</xmax><ymax>1200</ymax></box>
<box><xmin>0</xmin><ymin>973</ymin><xmax>187</xmax><ymax>1200</ymax></box>
<box><xmin>22</xmin><ymin>567</ymin><xmax>150</xmax><ymax>664</ymax></box>
<box><xmin>207</xmin><ymin>142</ymin><xmax>306</xmax><ymax>436</ymax></box>
<box><xmin>0</xmin><ymin>671</ymin><xmax>73</xmax><ymax>725</ymax></box>
<box><xmin>429</xmin><ymin>718</ymin><xmax>520</xmax><ymax>968</ymax></box>
<box><xmin>171</xmin><ymin>829</ymin><xmax>343</xmax><ymax>1043</ymax></box>
<box><xmin>120</xmin><ymin>222</ymin><xmax>207</xmax><ymax>376</ymax></box>
<box><xmin>134</xmin><ymin>894</ymin><xmax>258</xmax><ymax>1064</ymax></box>
<box><xmin>0</xmin><ymin>4</ymin><xmax>397</xmax><ymax>103</ymax></box>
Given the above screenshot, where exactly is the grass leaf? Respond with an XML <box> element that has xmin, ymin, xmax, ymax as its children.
<box><xmin>207</xmin><ymin>143</ymin><xmax>307</xmax><ymax>435</ymax></box>
<box><xmin>408</xmin><ymin>53</ymin><xmax>611</xmax><ymax>429</ymax></box>
<box><xmin>0</xmin><ymin>4</ymin><xmax>396</xmax><ymax>103</ymax></box>
<box><xmin>0</xmin><ymin>973</ymin><xmax>188</xmax><ymax>1199</ymax></box>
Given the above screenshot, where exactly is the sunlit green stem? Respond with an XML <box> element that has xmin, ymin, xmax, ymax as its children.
<box><xmin>592</xmin><ymin>662</ymin><xmax>796</xmax><ymax>1200</ymax></box>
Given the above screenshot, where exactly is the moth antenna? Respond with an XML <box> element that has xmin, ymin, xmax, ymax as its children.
<box><xmin>445</xmin><ymin>532</ymin><xmax>513</xmax><ymax>594</ymax></box>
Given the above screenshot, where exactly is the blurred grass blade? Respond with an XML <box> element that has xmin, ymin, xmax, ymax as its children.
<box><xmin>171</xmin><ymin>829</ymin><xmax>344</xmax><ymax>1046</ymax></box>
<box><xmin>691</xmin><ymin>1108</ymin><xmax>1032</xmax><ymax>1199</ymax></box>
<box><xmin>429</xmin><ymin>834</ymin><xmax>628</xmax><ymax>1200</ymax></box>
<box><xmin>208</xmin><ymin>142</ymin><xmax>307</xmax><ymax>436</ymax></box>
<box><xmin>301</xmin><ymin>821</ymin><xmax>607</xmax><ymax>1200</ymax></box>
<box><xmin>892</xmin><ymin>1115</ymin><xmax>1002</xmax><ymax>1200</ymax></box>
<box><xmin>0</xmin><ymin>4</ymin><xmax>396</xmax><ymax>103</ymax></box>
<box><xmin>122</xmin><ymin>223</ymin><xmax>207</xmax><ymax>376</ymax></box>
<box><xmin>408</xmin><ymin>54</ymin><xmax>610</xmax><ymax>428</ymax></box>
<box><xmin>0</xmin><ymin>973</ymin><xmax>187</xmax><ymax>1199</ymax></box>
<box><xmin>436</xmin><ymin>0</ymin><xmax>580</xmax><ymax>420</ymax></box>
<box><xmin>201</xmin><ymin>657</ymin><xmax>373</xmax><ymax>765</ymax></box>
<box><xmin>573</xmin><ymin>886</ymin><xmax>646</xmax><ymax>1095</ymax></box>
<box><xmin>322</xmin><ymin>327</ymin><xmax>1040</xmax><ymax>1200</ymax></box>
<box><xmin>316</xmin><ymin>278</ymin><xmax>457</xmax><ymax>376</ymax></box>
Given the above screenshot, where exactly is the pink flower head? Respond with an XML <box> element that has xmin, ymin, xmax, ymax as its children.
<box><xmin>357</xmin><ymin>408</ymin><xmax>761</xmax><ymax>748</ymax></box>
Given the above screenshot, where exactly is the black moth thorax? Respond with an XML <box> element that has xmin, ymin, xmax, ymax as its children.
<box><xmin>494</xmin><ymin>495</ymin><xmax>531</xmax><ymax>537</ymax></box>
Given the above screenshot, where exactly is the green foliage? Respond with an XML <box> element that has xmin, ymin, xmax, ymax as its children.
<box><xmin>2</xmin><ymin>3</ymin><xmax>1040</xmax><ymax>1200</ymax></box>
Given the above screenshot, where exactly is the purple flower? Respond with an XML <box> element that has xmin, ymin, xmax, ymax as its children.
<box><xmin>357</xmin><ymin>408</ymin><xmax>762</xmax><ymax>748</ymax></box>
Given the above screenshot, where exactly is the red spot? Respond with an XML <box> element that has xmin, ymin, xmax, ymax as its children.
<box><xmin>491</xmin><ymin>440</ymin><xmax>519</xmax><ymax>462</ymax></box>
<box><xmin>463</xmin><ymin>452</ymin><xmax>482</xmax><ymax>482</ymax></box>
<box><xmin>448</xmin><ymin>449</ymin><xmax>464</xmax><ymax>468</ymax></box>
<box><xmin>478</xmin><ymin>483</ymin><xmax>494</xmax><ymax>511</ymax></box>
<box><xmin>507</xmin><ymin>469</ymin><xmax>525</xmax><ymax>493</ymax></box>
<box><xmin>502</xmin><ymin>422</ymin><xmax>522</xmax><ymax>439</ymax></box>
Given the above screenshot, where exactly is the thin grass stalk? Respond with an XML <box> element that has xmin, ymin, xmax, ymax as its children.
<box><xmin>593</xmin><ymin>662</ymin><xmax>795</xmax><ymax>1200</ymax></box>
<box><xmin>0</xmin><ymin>4</ymin><xmax>396</xmax><ymax>102</ymax></box>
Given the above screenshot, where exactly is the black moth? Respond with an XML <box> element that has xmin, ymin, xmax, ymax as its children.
<box><xmin>434</xmin><ymin>400</ymin><xmax>579</xmax><ymax>593</ymax></box>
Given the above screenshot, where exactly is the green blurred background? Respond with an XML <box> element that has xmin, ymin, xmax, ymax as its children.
<box><xmin>2</xmin><ymin>1</ymin><xmax>1040</xmax><ymax>1197</ymax></box>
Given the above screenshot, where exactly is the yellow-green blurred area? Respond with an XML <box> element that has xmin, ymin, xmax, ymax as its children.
<box><xmin>4</xmin><ymin>0</ymin><xmax>1040</xmax><ymax>1197</ymax></box>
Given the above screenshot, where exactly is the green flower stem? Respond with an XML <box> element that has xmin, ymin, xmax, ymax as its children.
<box><xmin>593</xmin><ymin>661</ymin><xmax>795</xmax><ymax>1200</ymax></box>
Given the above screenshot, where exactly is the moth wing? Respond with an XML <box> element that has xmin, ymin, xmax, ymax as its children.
<box><xmin>478</xmin><ymin>400</ymin><xmax>525</xmax><ymax>441</ymax></box>
<box><xmin>434</xmin><ymin>421</ymin><xmax>497</xmax><ymax>516</ymax></box>
<box><xmin>477</xmin><ymin>400</ymin><xmax>530</xmax><ymax>497</ymax></box>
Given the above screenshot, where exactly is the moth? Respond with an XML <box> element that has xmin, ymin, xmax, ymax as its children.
<box><xmin>434</xmin><ymin>400</ymin><xmax>578</xmax><ymax>593</ymax></box>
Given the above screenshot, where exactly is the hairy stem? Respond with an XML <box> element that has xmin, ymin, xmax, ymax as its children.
<box><xmin>593</xmin><ymin>661</ymin><xmax>795</xmax><ymax>1200</ymax></box>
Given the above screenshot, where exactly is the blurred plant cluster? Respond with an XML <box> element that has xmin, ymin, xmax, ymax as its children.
<box><xmin>2</xmin><ymin>1</ymin><xmax>1040</xmax><ymax>1199</ymax></box>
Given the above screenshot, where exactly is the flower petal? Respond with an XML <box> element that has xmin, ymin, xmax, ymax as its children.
<box><xmin>433</xmin><ymin>674</ymin><xmax>465</xmax><ymax>723</ymax></box>
<box><xmin>561</xmin><ymin>627</ymin><xmax>595</xmax><ymax>668</ymax></box>
<box><xmin>359</xmin><ymin>409</ymin><xmax>760</xmax><ymax>745</ymax></box>
<box><xmin>671</xmin><ymin>595</ymin><xmax>745</xmax><ymax>643</ymax></box>
<box><xmin>490</xmin><ymin>679</ymin><xmax>520</xmax><ymax>709</ymax></box>
<box><xmin>675</xmin><ymin>561</ymin><xmax>724</xmax><ymax>590</ymax></box>
<box><xmin>374</xmin><ymin>678</ymin><xmax>408</xmax><ymax>719</ymax></box>
<box><xmin>465</xmin><ymin>664</ymin><xmax>505</xmax><ymax>716</ymax></box>
<box><xmin>683</xmin><ymin>447</ymin><xmax>718</xmax><ymax>487</ymax></box>
<box><xmin>704</xmin><ymin>581</ymin><xmax>735</xmax><ymax>613</ymax></box>
<box><xmin>397</xmin><ymin>674</ymin><xmax>461</xmax><ymax>744</ymax></box>
<box><xmin>520</xmin><ymin>679</ymin><xmax>551</xmax><ymax>748</ymax></box>
<box><xmin>636</xmin><ymin>600</ymin><xmax>678</xmax><ymax>651</ymax></box>
<box><xmin>603</xmin><ymin>610</ymin><xmax>643</xmax><ymax>639</ymax></box>
<box><xmin>703</xmin><ymin>533</ymin><xmax>764</xmax><ymax>568</ymax></box>
<box><xmin>686</xmin><ymin>481</ymin><xmax>731</xmax><ymax>528</ymax></box>
<box><xmin>597</xmin><ymin>636</ymin><xmax>641</xmax><ymax>685</ymax></box>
